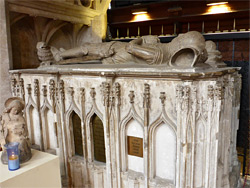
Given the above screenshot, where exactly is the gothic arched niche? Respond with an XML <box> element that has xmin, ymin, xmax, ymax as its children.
<box><xmin>154</xmin><ymin>122</ymin><xmax>176</xmax><ymax>182</ymax></box>
<box><xmin>71</xmin><ymin>111</ymin><xmax>83</xmax><ymax>156</ymax></box>
<box><xmin>27</xmin><ymin>106</ymin><xmax>35</xmax><ymax>145</ymax></box>
<box><xmin>44</xmin><ymin>108</ymin><xmax>56</xmax><ymax>150</ymax></box>
<box><xmin>30</xmin><ymin>106</ymin><xmax>40</xmax><ymax>146</ymax></box>
<box><xmin>126</xmin><ymin>118</ymin><xmax>144</xmax><ymax>173</ymax></box>
<box><xmin>91</xmin><ymin>114</ymin><xmax>106</xmax><ymax>163</ymax></box>
<box><xmin>194</xmin><ymin>118</ymin><xmax>205</xmax><ymax>187</ymax></box>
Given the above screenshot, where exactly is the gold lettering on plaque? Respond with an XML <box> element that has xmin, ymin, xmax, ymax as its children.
<box><xmin>127</xmin><ymin>136</ymin><xmax>143</xmax><ymax>158</ymax></box>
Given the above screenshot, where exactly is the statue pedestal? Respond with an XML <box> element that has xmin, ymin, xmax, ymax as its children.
<box><xmin>0</xmin><ymin>149</ymin><xmax>61</xmax><ymax>187</ymax></box>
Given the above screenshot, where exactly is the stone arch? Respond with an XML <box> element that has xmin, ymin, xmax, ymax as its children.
<box><xmin>120</xmin><ymin>107</ymin><xmax>144</xmax><ymax>172</ymax></box>
<box><xmin>85</xmin><ymin>106</ymin><xmax>104</xmax><ymax>162</ymax></box>
<box><xmin>91</xmin><ymin>114</ymin><xmax>106</xmax><ymax>163</ymax></box>
<box><xmin>148</xmin><ymin>113</ymin><xmax>177</xmax><ymax>183</ymax></box>
<box><xmin>43</xmin><ymin>107</ymin><xmax>56</xmax><ymax>150</ymax></box>
<box><xmin>70</xmin><ymin>111</ymin><xmax>83</xmax><ymax>156</ymax></box>
<box><xmin>65</xmin><ymin>104</ymin><xmax>81</xmax><ymax>158</ymax></box>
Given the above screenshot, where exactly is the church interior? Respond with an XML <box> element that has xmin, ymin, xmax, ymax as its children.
<box><xmin>0</xmin><ymin>0</ymin><xmax>249</xmax><ymax>187</ymax></box>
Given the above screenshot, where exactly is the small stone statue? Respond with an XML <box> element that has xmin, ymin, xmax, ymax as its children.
<box><xmin>46</xmin><ymin>31</ymin><xmax>226</xmax><ymax>68</ymax></box>
<box><xmin>0</xmin><ymin>97</ymin><xmax>32</xmax><ymax>164</ymax></box>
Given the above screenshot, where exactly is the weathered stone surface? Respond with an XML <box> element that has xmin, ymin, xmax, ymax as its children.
<box><xmin>48</xmin><ymin>31</ymin><xmax>226</xmax><ymax>69</ymax></box>
<box><xmin>9</xmin><ymin>63</ymin><xmax>242</xmax><ymax>188</ymax></box>
<box><xmin>0</xmin><ymin>0</ymin><xmax>12</xmax><ymax>115</ymax></box>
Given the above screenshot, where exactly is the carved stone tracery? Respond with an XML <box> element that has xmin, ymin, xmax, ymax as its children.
<box><xmin>143</xmin><ymin>83</ymin><xmax>150</xmax><ymax>109</ymax></box>
<box><xmin>159</xmin><ymin>92</ymin><xmax>166</xmax><ymax>106</ymax></box>
<box><xmin>59</xmin><ymin>80</ymin><xmax>65</xmax><ymax>101</ymax></box>
<box><xmin>100</xmin><ymin>82</ymin><xmax>110</xmax><ymax>107</ymax></box>
<box><xmin>42</xmin><ymin>85</ymin><xmax>47</xmax><ymax>97</ymax></box>
<box><xmin>10</xmin><ymin>60</ymin><xmax>241</xmax><ymax>188</ymax></box>
<box><xmin>114</xmin><ymin>82</ymin><xmax>121</xmax><ymax>106</ymax></box>
<box><xmin>34</xmin><ymin>79</ymin><xmax>39</xmax><ymax>97</ymax></box>
<box><xmin>11</xmin><ymin>77</ymin><xmax>16</xmax><ymax>96</ymax></box>
<box><xmin>129</xmin><ymin>91</ymin><xmax>135</xmax><ymax>104</ymax></box>
<box><xmin>90</xmin><ymin>87</ymin><xmax>96</xmax><ymax>100</ymax></box>
<box><xmin>49</xmin><ymin>79</ymin><xmax>55</xmax><ymax>99</ymax></box>
<box><xmin>27</xmin><ymin>84</ymin><xmax>32</xmax><ymax>95</ymax></box>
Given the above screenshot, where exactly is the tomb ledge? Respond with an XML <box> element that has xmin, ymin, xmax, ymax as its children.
<box><xmin>9</xmin><ymin>64</ymin><xmax>240</xmax><ymax>80</ymax></box>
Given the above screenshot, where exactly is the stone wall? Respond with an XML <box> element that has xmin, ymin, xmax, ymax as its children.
<box><xmin>0</xmin><ymin>0</ymin><xmax>12</xmax><ymax>114</ymax></box>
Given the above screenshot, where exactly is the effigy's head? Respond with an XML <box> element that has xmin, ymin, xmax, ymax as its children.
<box><xmin>5</xmin><ymin>97</ymin><xmax>25</xmax><ymax>114</ymax></box>
<box><xmin>169</xmin><ymin>31</ymin><xmax>208</xmax><ymax>68</ymax></box>
<box><xmin>205</xmin><ymin>40</ymin><xmax>217</xmax><ymax>52</ymax></box>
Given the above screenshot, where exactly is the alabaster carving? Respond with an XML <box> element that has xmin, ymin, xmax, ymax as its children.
<box><xmin>10</xmin><ymin>29</ymin><xmax>241</xmax><ymax>188</ymax></box>
<box><xmin>9</xmin><ymin>66</ymin><xmax>242</xmax><ymax>188</ymax></box>
<box><xmin>205</xmin><ymin>41</ymin><xmax>226</xmax><ymax>68</ymax></box>
<box><xmin>37</xmin><ymin>31</ymin><xmax>224</xmax><ymax>69</ymax></box>
<box><xmin>0</xmin><ymin>97</ymin><xmax>32</xmax><ymax>164</ymax></box>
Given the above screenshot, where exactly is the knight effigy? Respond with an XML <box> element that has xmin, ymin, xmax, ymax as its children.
<box><xmin>37</xmin><ymin>31</ymin><xmax>225</xmax><ymax>68</ymax></box>
<box><xmin>10</xmin><ymin>31</ymin><xmax>241</xmax><ymax>188</ymax></box>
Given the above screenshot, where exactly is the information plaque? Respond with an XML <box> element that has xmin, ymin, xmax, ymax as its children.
<box><xmin>127</xmin><ymin>136</ymin><xmax>143</xmax><ymax>158</ymax></box>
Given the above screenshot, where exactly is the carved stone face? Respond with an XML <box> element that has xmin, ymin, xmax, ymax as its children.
<box><xmin>6</xmin><ymin>100</ymin><xmax>24</xmax><ymax>115</ymax></box>
<box><xmin>5</xmin><ymin>97</ymin><xmax>25</xmax><ymax>112</ymax></box>
<box><xmin>10</xmin><ymin>106</ymin><xmax>21</xmax><ymax>115</ymax></box>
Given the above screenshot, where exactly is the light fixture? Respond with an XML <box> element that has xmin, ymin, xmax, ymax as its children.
<box><xmin>205</xmin><ymin>1</ymin><xmax>231</xmax><ymax>14</ymax></box>
<box><xmin>131</xmin><ymin>8</ymin><xmax>148</xmax><ymax>15</ymax></box>
<box><xmin>207</xmin><ymin>1</ymin><xmax>228</xmax><ymax>6</ymax></box>
<box><xmin>131</xmin><ymin>8</ymin><xmax>151</xmax><ymax>22</ymax></box>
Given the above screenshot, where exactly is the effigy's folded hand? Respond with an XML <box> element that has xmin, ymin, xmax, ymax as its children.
<box><xmin>125</xmin><ymin>43</ymin><xmax>134</xmax><ymax>54</ymax></box>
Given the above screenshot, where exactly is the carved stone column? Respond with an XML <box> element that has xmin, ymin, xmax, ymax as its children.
<box><xmin>58</xmin><ymin>80</ymin><xmax>68</xmax><ymax>178</ymax></box>
<box><xmin>34</xmin><ymin>79</ymin><xmax>44</xmax><ymax>151</ymax></box>
<box><xmin>79</xmin><ymin>87</ymin><xmax>89</xmax><ymax>185</ymax></box>
<box><xmin>205</xmin><ymin>85</ymin><xmax>214</xmax><ymax>188</ymax></box>
<box><xmin>143</xmin><ymin>83</ymin><xmax>150</xmax><ymax>188</ymax></box>
<box><xmin>101</xmin><ymin>81</ymin><xmax>113</xmax><ymax>188</ymax></box>
<box><xmin>175</xmin><ymin>84</ymin><xmax>183</xmax><ymax>188</ymax></box>
<box><xmin>113</xmin><ymin>82</ymin><xmax>121</xmax><ymax>188</ymax></box>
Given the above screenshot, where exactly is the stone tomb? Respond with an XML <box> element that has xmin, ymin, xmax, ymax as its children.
<box><xmin>9</xmin><ymin>63</ymin><xmax>241</xmax><ymax>188</ymax></box>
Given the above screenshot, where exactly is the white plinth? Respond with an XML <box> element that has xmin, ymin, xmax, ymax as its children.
<box><xmin>0</xmin><ymin>149</ymin><xmax>61</xmax><ymax>188</ymax></box>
